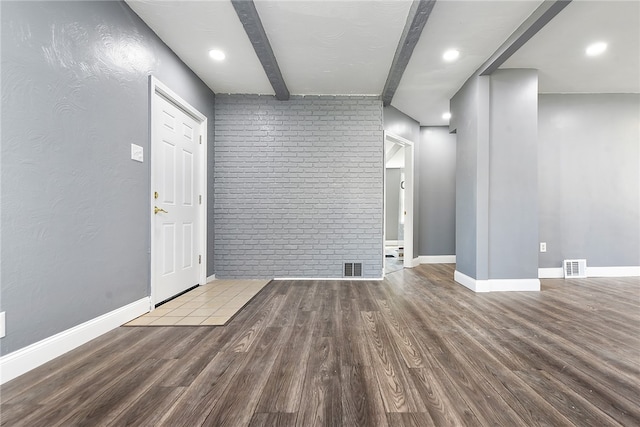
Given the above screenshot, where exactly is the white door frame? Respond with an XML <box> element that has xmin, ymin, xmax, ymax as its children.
<box><xmin>383</xmin><ymin>132</ymin><xmax>415</xmax><ymax>271</ymax></box>
<box><xmin>149</xmin><ymin>76</ymin><xmax>207</xmax><ymax>307</ymax></box>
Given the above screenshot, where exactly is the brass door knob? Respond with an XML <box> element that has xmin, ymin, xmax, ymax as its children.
<box><xmin>154</xmin><ymin>206</ymin><xmax>168</xmax><ymax>214</ymax></box>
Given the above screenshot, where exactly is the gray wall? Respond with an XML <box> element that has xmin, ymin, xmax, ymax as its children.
<box><xmin>1</xmin><ymin>0</ymin><xmax>215</xmax><ymax>356</ymax></box>
<box><xmin>488</xmin><ymin>69</ymin><xmax>538</xmax><ymax>280</ymax></box>
<box><xmin>539</xmin><ymin>94</ymin><xmax>640</xmax><ymax>268</ymax></box>
<box><xmin>383</xmin><ymin>106</ymin><xmax>420</xmax><ymax>143</ymax></box>
<box><xmin>383</xmin><ymin>106</ymin><xmax>420</xmax><ymax>259</ymax></box>
<box><xmin>450</xmin><ymin>70</ymin><xmax>538</xmax><ymax>281</ymax></box>
<box><xmin>418</xmin><ymin>127</ymin><xmax>456</xmax><ymax>256</ymax></box>
<box><xmin>215</xmin><ymin>95</ymin><xmax>383</xmax><ymax>278</ymax></box>
<box><xmin>450</xmin><ymin>75</ymin><xmax>490</xmax><ymax>279</ymax></box>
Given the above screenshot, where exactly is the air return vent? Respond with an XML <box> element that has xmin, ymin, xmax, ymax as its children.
<box><xmin>344</xmin><ymin>262</ymin><xmax>363</xmax><ymax>277</ymax></box>
<box><xmin>564</xmin><ymin>259</ymin><xmax>587</xmax><ymax>278</ymax></box>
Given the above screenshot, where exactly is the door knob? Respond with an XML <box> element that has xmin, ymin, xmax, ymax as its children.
<box><xmin>154</xmin><ymin>206</ymin><xmax>168</xmax><ymax>214</ymax></box>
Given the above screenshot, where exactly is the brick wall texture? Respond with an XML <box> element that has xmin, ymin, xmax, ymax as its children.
<box><xmin>214</xmin><ymin>95</ymin><xmax>383</xmax><ymax>278</ymax></box>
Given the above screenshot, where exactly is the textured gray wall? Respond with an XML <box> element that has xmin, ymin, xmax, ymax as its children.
<box><xmin>418</xmin><ymin>127</ymin><xmax>456</xmax><ymax>256</ymax></box>
<box><xmin>1</xmin><ymin>0</ymin><xmax>215</xmax><ymax>356</ymax></box>
<box><xmin>539</xmin><ymin>94</ymin><xmax>640</xmax><ymax>268</ymax></box>
<box><xmin>488</xmin><ymin>69</ymin><xmax>538</xmax><ymax>279</ymax></box>
<box><xmin>383</xmin><ymin>106</ymin><xmax>420</xmax><ymax>259</ymax></box>
<box><xmin>215</xmin><ymin>95</ymin><xmax>383</xmax><ymax>278</ymax></box>
<box><xmin>385</xmin><ymin>168</ymin><xmax>401</xmax><ymax>241</ymax></box>
<box><xmin>450</xmin><ymin>76</ymin><xmax>490</xmax><ymax>279</ymax></box>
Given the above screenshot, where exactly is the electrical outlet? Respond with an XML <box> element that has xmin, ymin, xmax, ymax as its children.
<box><xmin>540</xmin><ymin>242</ymin><xmax>547</xmax><ymax>253</ymax></box>
<box><xmin>0</xmin><ymin>312</ymin><xmax>5</xmax><ymax>338</ymax></box>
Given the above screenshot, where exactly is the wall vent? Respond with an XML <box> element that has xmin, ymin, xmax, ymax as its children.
<box><xmin>564</xmin><ymin>259</ymin><xmax>587</xmax><ymax>278</ymax></box>
<box><xmin>344</xmin><ymin>262</ymin><xmax>363</xmax><ymax>277</ymax></box>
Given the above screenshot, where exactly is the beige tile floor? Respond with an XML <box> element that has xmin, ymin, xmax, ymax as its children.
<box><xmin>125</xmin><ymin>279</ymin><xmax>271</xmax><ymax>326</ymax></box>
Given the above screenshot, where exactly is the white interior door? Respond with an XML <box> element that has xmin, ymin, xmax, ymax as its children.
<box><xmin>151</xmin><ymin>80</ymin><xmax>206</xmax><ymax>304</ymax></box>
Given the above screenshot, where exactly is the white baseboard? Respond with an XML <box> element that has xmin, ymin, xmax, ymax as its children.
<box><xmin>454</xmin><ymin>270</ymin><xmax>540</xmax><ymax>293</ymax></box>
<box><xmin>538</xmin><ymin>266</ymin><xmax>640</xmax><ymax>279</ymax></box>
<box><xmin>206</xmin><ymin>274</ymin><xmax>216</xmax><ymax>283</ymax></box>
<box><xmin>587</xmin><ymin>266</ymin><xmax>640</xmax><ymax>277</ymax></box>
<box><xmin>274</xmin><ymin>277</ymin><xmax>384</xmax><ymax>281</ymax></box>
<box><xmin>538</xmin><ymin>268</ymin><xmax>564</xmax><ymax>278</ymax></box>
<box><xmin>418</xmin><ymin>255</ymin><xmax>456</xmax><ymax>264</ymax></box>
<box><xmin>0</xmin><ymin>297</ymin><xmax>150</xmax><ymax>385</ymax></box>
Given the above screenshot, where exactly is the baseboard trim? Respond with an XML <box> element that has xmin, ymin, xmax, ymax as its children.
<box><xmin>418</xmin><ymin>255</ymin><xmax>456</xmax><ymax>264</ymax></box>
<box><xmin>538</xmin><ymin>268</ymin><xmax>564</xmax><ymax>278</ymax></box>
<box><xmin>454</xmin><ymin>270</ymin><xmax>540</xmax><ymax>293</ymax></box>
<box><xmin>274</xmin><ymin>277</ymin><xmax>384</xmax><ymax>281</ymax></box>
<box><xmin>587</xmin><ymin>266</ymin><xmax>640</xmax><ymax>277</ymax></box>
<box><xmin>538</xmin><ymin>266</ymin><xmax>640</xmax><ymax>279</ymax></box>
<box><xmin>0</xmin><ymin>297</ymin><xmax>150</xmax><ymax>385</ymax></box>
<box><xmin>206</xmin><ymin>274</ymin><xmax>216</xmax><ymax>283</ymax></box>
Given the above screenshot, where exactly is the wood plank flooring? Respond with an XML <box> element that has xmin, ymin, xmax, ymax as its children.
<box><xmin>2</xmin><ymin>264</ymin><xmax>639</xmax><ymax>426</ymax></box>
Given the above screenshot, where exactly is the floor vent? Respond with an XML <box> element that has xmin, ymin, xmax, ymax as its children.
<box><xmin>564</xmin><ymin>259</ymin><xmax>587</xmax><ymax>278</ymax></box>
<box><xmin>344</xmin><ymin>262</ymin><xmax>363</xmax><ymax>277</ymax></box>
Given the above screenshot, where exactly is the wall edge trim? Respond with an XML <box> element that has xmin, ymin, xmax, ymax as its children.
<box><xmin>206</xmin><ymin>274</ymin><xmax>216</xmax><ymax>283</ymax></box>
<box><xmin>273</xmin><ymin>277</ymin><xmax>384</xmax><ymax>281</ymax></box>
<box><xmin>538</xmin><ymin>266</ymin><xmax>640</xmax><ymax>279</ymax></box>
<box><xmin>538</xmin><ymin>267</ymin><xmax>564</xmax><ymax>278</ymax></box>
<box><xmin>419</xmin><ymin>255</ymin><xmax>456</xmax><ymax>264</ymax></box>
<box><xmin>0</xmin><ymin>297</ymin><xmax>150</xmax><ymax>385</ymax></box>
<box><xmin>587</xmin><ymin>266</ymin><xmax>640</xmax><ymax>277</ymax></box>
<box><xmin>454</xmin><ymin>270</ymin><xmax>540</xmax><ymax>292</ymax></box>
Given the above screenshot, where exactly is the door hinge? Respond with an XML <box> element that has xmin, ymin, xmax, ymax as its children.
<box><xmin>199</xmin><ymin>195</ymin><xmax>202</xmax><ymax>205</ymax></box>
<box><xmin>199</xmin><ymin>135</ymin><xmax>202</xmax><ymax>145</ymax></box>
<box><xmin>198</xmin><ymin>255</ymin><xmax>202</xmax><ymax>264</ymax></box>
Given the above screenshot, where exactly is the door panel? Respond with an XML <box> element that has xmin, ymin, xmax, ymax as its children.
<box><xmin>152</xmin><ymin>93</ymin><xmax>202</xmax><ymax>303</ymax></box>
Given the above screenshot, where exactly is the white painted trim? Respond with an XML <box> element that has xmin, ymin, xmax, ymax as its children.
<box><xmin>538</xmin><ymin>268</ymin><xmax>564</xmax><ymax>278</ymax></box>
<box><xmin>454</xmin><ymin>270</ymin><xmax>479</xmax><ymax>292</ymax></box>
<box><xmin>538</xmin><ymin>266</ymin><xmax>640</xmax><ymax>279</ymax></box>
<box><xmin>385</xmin><ymin>240</ymin><xmax>404</xmax><ymax>246</ymax></box>
<box><xmin>410</xmin><ymin>257</ymin><xmax>420</xmax><ymax>268</ymax></box>
<box><xmin>454</xmin><ymin>270</ymin><xmax>540</xmax><ymax>293</ymax></box>
<box><xmin>274</xmin><ymin>277</ymin><xmax>385</xmax><ymax>281</ymax></box>
<box><xmin>587</xmin><ymin>266</ymin><xmax>640</xmax><ymax>277</ymax></box>
<box><xmin>418</xmin><ymin>255</ymin><xmax>456</xmax><ymax>264</ymax></box>
<box><xmin>383</xmin><ymin>132</ymin><xmax>415</xmax><ymax>272</ymax></box>
<box><xmin>149</xmin><ymin>76</ymin><xmax>208</xmax><ymax>306</ymax></box>
<box><xmin>206</xmin><ymin>274</ymin><xmax>216</xmax><ymax>283</ymax></box>
<box><xmin>0</xmin><ymin>297</ymin><xmax>150</xmax><ymax>385</ymax></box>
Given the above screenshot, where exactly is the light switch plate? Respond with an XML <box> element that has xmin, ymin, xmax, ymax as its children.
<box><xmin>131</xmin><ymin>144</ymin><xmax>144</xmax><ymax>162</ymax></box>
<box><xmin>0</xmin><ymin>312</ymin><xmax>5</xmax><ymax>338</ymax></box>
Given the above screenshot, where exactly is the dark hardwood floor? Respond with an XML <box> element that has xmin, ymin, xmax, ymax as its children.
<box><xmin>2</xmin><ymin>264</ymin><xmax>639</xmax><ymax>426</ymax></box>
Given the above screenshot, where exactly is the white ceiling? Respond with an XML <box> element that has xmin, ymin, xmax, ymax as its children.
<box><xmin>501</xmin><ymin>0</ymin><xmax>640</xmax><ymax>94</ymax></box>
<box><xmin>254</xmin><ymin>1</ymin><xmax>413</xmax><ymax>95</ymax></box>
<box><xmin>392</xmin><ymin>0</ymin><xmax>542</xmax><ymax>125</ymax></box>
<box><xmin>126</xmin><ymin>0</ymin><xmax>640</xmax><ymax>126</ymax></box>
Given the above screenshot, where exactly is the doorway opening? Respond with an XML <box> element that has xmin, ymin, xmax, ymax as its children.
<box><xmin>383</xmin><ymin>132</ymin><xmax>414</xmax><ymax>275</ymax></box>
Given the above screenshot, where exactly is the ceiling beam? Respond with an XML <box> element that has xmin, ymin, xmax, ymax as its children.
<box><xmin>231</xmin><ymin>0</ymin><xmax>290</xmax><ymax>100</ymax></box>
<box><xmin>382</xmin><ymin>0</ymin><xmax>437</xmax><ymax>107</ymax></box>
<box><xmin>478</xmin><ymin>0</ymin><xmax>572</xmax><ymax>76</ymax></box>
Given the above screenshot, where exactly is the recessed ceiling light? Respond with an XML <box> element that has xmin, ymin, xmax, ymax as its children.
<box><xmin>443</xmin><ymin>49</ymin><xmax>460</xmax><ymax>62</ymax></box>
<box><xmin>442</xmin><ymin>112</ymin><xmax>452</xmax><ymax>120</ymax></box>
<box><xmin>585</xmin><ymin>42</ymin><xmax>607</xmax><ymax>57</ymax></box>
<box><xmin>208</xmin><ymin>49</ymin><xmax>226</xmax><ymax>61</ymax></box>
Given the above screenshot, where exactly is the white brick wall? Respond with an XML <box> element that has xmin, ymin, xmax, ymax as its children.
<box><xmin>214</xmin><ymin>95</ymin><xmax>383</xmax><ymax>278</ymax></box>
